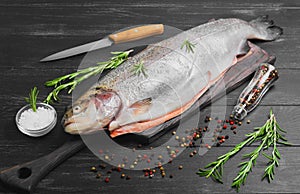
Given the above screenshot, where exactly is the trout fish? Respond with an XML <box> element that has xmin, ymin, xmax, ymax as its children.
<box><xmin>63</xmin><ymin>16</ymin><xmax>282</xmax><ymax>137</ymax></box>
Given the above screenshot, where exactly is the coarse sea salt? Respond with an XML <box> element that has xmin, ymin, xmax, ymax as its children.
<box><xmin>18</xmin><ymin>107</ymin><xmax>55</xmax><ymax>130</ymax></box>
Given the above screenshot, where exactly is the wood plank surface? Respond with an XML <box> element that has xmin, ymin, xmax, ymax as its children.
<box><xmin>0</xmin><ymin>0</ymin><xmax>299</xmax><ymax>193</ymax></box>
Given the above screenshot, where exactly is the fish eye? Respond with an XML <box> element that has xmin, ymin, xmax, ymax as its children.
<box><xmin>73</xmin><ymin>105</ymin><xmax>81</xmax><ymax>114</ymax></box>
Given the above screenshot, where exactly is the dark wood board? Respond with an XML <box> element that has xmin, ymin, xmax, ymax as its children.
<box><xmin>0</xmin><ymin>0</ymin><xmax>299</xmax><ymax>193</ymax></box>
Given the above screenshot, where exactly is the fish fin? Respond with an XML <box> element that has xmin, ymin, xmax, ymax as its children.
<box><xmin>129</xmin><ymin>98</ymin><xmax>152</xmax><ymax>115</ymax></box>
<box><xmin>249</xmin><ymin>15</ymin><xmax>283</xmax><ymax>41</ymax></box>
<box><xmin>237</xmin><ymin>41</ymin><xmax>250</xmax><ymax>56</ymax></box>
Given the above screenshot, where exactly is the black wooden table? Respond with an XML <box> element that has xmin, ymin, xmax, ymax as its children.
<box><xmin>0</xmin><ymin>0</ymin><xmax>299</xmax><ymax>193</ymax></box>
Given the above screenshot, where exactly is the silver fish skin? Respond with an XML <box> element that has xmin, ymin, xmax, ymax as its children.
<box><xmin>63</xmin><ymin>16</ymin><xmax>282</xmax><ymax>136</ymax></box>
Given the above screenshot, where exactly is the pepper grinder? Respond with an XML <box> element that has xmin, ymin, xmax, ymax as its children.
<box><xmin>232</xmin><ymin>63</ymin><xmax>279</xmax><ymax>120</ymax></box>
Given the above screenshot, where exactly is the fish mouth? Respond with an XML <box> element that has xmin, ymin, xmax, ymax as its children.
<box><xmin>64</xmin><ymin>119</ymin><xmax>104</xmax><ymax>134</ymax></box>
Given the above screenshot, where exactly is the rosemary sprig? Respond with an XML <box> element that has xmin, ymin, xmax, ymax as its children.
<box><xmin>180</xmin><ymin>39</ymin><xmax>196</xmax><ymax>53</ymax></box>
<box><xmin>44</xmin><ymin>50</ymin><xmax>133</xmax><ymax>103</ymax></box>
<box><xmin>197</xmin><ymin>109</ymin><xmax>290</xmax><ymax>192</ymax></box>
<box><xmin>232</xmin><ymin>110</ymin><xmax>290</xmax><ymax>191</ymax></box>
<box><xmin>25</xmin><ymin>86</ymin><xmax>39</xmax><ymax>112</ymax></box>
<box><xmin>132</xmin><ymin>60</ymin><xmax>147</xmax><ymax>77</ymax></box>
<box><xmin>261</xmin><ymin>111</ymin><xmax>291</xmax><ymax>182</ymax></box>
<box><xmin>197</xmin><ymin>122</ymin><xmax>266</xmax><ymax>183</ymax></box>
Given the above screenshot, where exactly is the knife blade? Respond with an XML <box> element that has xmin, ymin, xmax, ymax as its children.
<box><xmin>40</xmin><ymin>24</ymin><xmax>164</xmax><ymax>62</ymax></box>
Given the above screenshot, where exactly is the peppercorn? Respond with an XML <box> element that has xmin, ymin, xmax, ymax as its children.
<box><xmin>216</xmin><ymin>143</ymin><xmax>220</xmax><ymax>147</ymax></box>
<box><xmin>90</xmin><ymin>166</ymin><xmax>97</xmax><ymax>172</ymax></box>
<box><xmin>222</xmin><ymin>124</ymin><xmax>227</xmax><ymax>129</ymax></box>
<box><xmin>229</xmin><ymin>121</ymin><xmax>234</xmax><ymax>125</ymax></box>
<box><xmin>193</xmin><ymin>150</ymin><xmax>197</xmax><ymax>154</ymax></box>
<box><xmin>178</xmin><ymin>165</ymin><xmax>183</xmax><ymax>170</ymax></box>
<box><xmin>137</xmin><ymin>144</ymin><xmax>142</xmax><ymax>148</ymax></box>
<box><xmin>189</xmin><ymin>153</ymin><xmax>194</xmax><ymax>157</ymax></box>
<box><xmin>161</xmin><ymin>172</ymin><xmax>166</xmax><ymax>177</ymax></box>
<box><xmin>169</xmin><ymin>174</ymin><xmax>173</xmax><ymax>178</ymax></box>
<box><xmin>96</xmin><ymin>173</ymin><xmax>102</xmax><ymax>179</ymax></box>
<box><xmin>126</xmin><ymin>175</ymin><xmax>131</xmax><ymax>180</ymax></box>
<box><xmin>225</xmin><ymin>135</ymin><xmax>229</xmax><ymax>139</ymax></box>
<box><xmin>238</xmin><ymin>121</ymin><xmax>242</xmax><ymax>126</ymax></box>
<box><xmin>230</xmin><ymin>114</ymin><xmax>234</xmax><ymax>118</ymax></box>
<box><xmin>172</xmin><ymin>131</ymin><xmax>176</xmax><ymax>135</ymax></box>
<box><xmin>104</xmin><ymin>177</ymin><xmax>110</xmax><ymax>183</ymax></box>
<box><xmin>247</xmin><ymin>120</ymin><xmax>251</xmax><ymax>124</ymax></box>
<box><xmin>107</xmin><ymin>170</ymin><xmax>112</xmax><ymax>174</ymax></box>
<box><xmin>121</xmin><ymin>173</ymin><xmax>126</xmax><ymax>178</ymax></box>
<box><xmin>231</xmin><ymin>125</ymin><xmax>237</xmax><ymax>130</ymax></box>
<box><xmin>233</xmin><ymin>130</ymin><xmax>237</xmax><ymax>134</ymax></box>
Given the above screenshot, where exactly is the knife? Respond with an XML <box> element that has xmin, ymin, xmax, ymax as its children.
<box><xmin>40</xmin><ymin>24</ymin><xmax>164</xmax><ymax>62</ymax></box>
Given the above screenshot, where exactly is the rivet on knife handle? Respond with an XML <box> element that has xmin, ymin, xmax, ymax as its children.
<box><xmin>108</xmin><ymin>24</ymin><xmax>164</xmax><ymax>44</ymax></box>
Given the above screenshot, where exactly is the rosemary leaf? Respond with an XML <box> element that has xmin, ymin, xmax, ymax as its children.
<box><xmin>25</xmin><ymin>86</ymin><xmax>39</xmax><ymax>112</ymax></box>
<box><xmin>132</xmin><ymin>60</ymin><xmax>147</xmax><ymax>77</ymax></box>
<box><xmin>180</xmin><ymin>39</ymin><xmax>196</xmax><ymax>53</ymax></box>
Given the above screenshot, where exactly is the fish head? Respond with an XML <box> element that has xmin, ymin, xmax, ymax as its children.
<box><xmin>63</xmin><ymin>89</ymin><xmax>122</xmax><ymax>134</ymax></box>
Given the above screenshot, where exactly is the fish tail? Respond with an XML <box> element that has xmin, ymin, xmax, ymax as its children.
<box><xmin>249</xmin><ymin>15</ymin><xmax>283</xmax><ymax>41</ymax></box>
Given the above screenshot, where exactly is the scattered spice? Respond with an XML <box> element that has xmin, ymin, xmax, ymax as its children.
<box><xmin>247</xmin><ymin>119</ymin><xmax>251</xmax><ymax>124</ymax></box>
<box><xmin>104</xmin><ymin>177</ymin><xmax>110</xmax><ymax>183</ymax></box>
<box><xmin>96</xmin><ymin>173</ymin><xmax>102</xmax><ymax>179</ymax></box>
<box><xmin>90</xmin><ymin>166</ymin><xmax>97</xmax><ymax>172</ymax></box>
<box><xmin>178</xmin><ymin>165</ymin><xmax>183</xmax><ymax>170</ymax></box>
<box><xmin>99</xmin><ymin>164</ymin><xmax>106</xmax><ymax>169</ymax></box>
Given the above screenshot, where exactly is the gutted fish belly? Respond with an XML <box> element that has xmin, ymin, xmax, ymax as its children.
<box><xmin>63</xmin><ymin>16</ymin><xmax>282</xmax><ymax>136</ymax></box>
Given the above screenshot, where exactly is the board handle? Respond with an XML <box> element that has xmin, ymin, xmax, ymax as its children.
<box><xmin>108</xmin><ymin>24</ymin><xmax>164</xmax><ymax>43</ymax></box>
<box><xmin>0</xmin><ymin>138</ymin><xmax>85</xmax><ymax>193</ymax></box>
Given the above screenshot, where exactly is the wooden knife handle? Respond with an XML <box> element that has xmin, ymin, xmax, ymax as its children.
<box><xmin>108</xmin><ymin>24</ymin><xmax>164</xmax><ymax>44</ymax></box>
<box><xmin>0</xmin><ymin>137</ymin><xmax>85</xmax><ymax>193</ymax></box>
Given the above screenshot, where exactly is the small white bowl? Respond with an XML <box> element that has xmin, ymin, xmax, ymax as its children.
<box><xmin>15</xmin><ymin>103</ymin><xmax>57</xmax><ymax>137</ymax></box>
